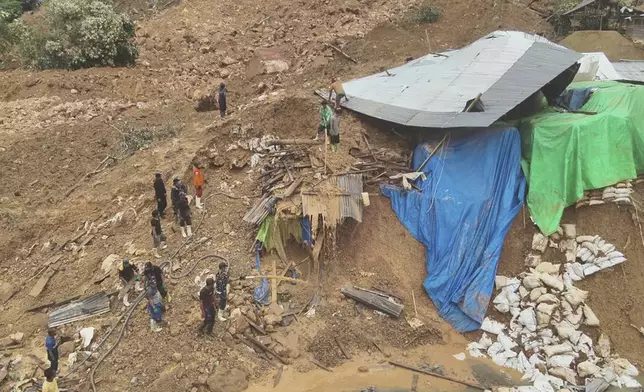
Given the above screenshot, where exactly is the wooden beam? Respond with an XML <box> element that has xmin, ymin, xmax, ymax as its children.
<box><xmin>335</xmin><ymin>337</ymin><xmax>352</xmax><ymax>359</ymax></box>
<box><xmin>340</xmin><ymin>286</ymin><xmax>404</xmax><ymax>318</ymax></box>
<box><xmin>389</xmin><ymin>361</ymin><xmax>486</xmax><ymax>390</ymax></box>
<box><xmin>310</xmin><ymin>357</ymin><xmax>333</xmax><ymax>372</ymax></box>
<box><xmin>266</xmin><ymin>139</ymin><xmax>323</xmax><ymax>146</ymax></box>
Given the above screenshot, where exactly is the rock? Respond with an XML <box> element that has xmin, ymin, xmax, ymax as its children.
<box><xmin>0</xmin><ymin>281</ymin><xmax>17</xmax><ymax>305</ymax></box>
<box><xmin>70</xmin><ymin>89</ymin><xmax>78</xmax><ymax>94</ymax></box>
<box><xmin>280</xmin><ymin>315</ymin><xmax>295</xmax><ymax>327</ymax></box>
<box><xmin>59</xmin><ymin>341</ymin><xmax>75</xmax><ymax>357</ymax></box>
<box><xmin>172</xmin><ymin>352</ymin><xmax>183</xmax><ymax>362</ymax></box>
<box><xmin>247</xmin><ymin>48</ymin><xmax>290</xmax><ymax>78</ymax></box>
<box><xmin>358</xmin><ymin>366</ymin><xmax>369</xmax><ymax>373</ymax></box>
<box><xmin>231</xmin><ymin>295</ymin><xmax>244</xmax><ymax>307</ymax></box>
<box><xmin>264</xmin><ymin>314</ymin><xmax>282</xmax><ymax>326</ymax></box>
<box><xmin>198</xmin><ymin>374</ymin><xmax>208</xmax><ymax>385</ymax></box>
<box><xmin>232</xmin><ymin>316</ymin><xmax>250</xmax><ymax>334</ymax></box>
<box><xmin>207</xmin><ymin>367</ymin><xmax>249</xmax><ymax>392</ymax></box>
<box><xmin>229</xmin><ymin>308</ymin><xmax>242</xmax><ymax>319</ymax></box>
<box><xmin>258</xmin><ymin>336</ymin><xmax>272</xmax><ymax>346</ymax></box>
<box><xmin>268</xmin><ymin>303</ymin><xmax>284</xmax><ymax>316</ymax></box>
<box><xmin>9</xmin><ymin>332</ymin><xmax>24</xmax><ymax>344</ymax></box>
<box><xmin>220</xmin><ymin>57</ymin><xmax>238</xmax><ymax>67</ymax></box>
<box><xmin>219</xmin><ymin>68</ymin><xmax>231</xmax><ymax>79</ymax></box>
<box><xmin>222</xmin><ymin>332</ymin><xmax>235</xmax><ymax>348</ymax></box>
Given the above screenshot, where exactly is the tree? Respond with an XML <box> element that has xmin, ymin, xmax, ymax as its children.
<box><xmin>18</xmin><ymin>0</ymin><xmax>138</xmax><ymax>69</ymax></box>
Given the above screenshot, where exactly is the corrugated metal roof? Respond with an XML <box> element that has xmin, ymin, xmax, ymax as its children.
<box><xmin>612</xmin><ymin>61</ymin><xmax>644</xmax><ymax>82</ymax></box>
<box><xmin>575</xmin><ymin>52</ymin><xmax>622</xmax><ymax>81</ymax></box>
<box><xmin>338</xmin><ymin>31</ymin><xmax>582</xmax><ymax>129</ymax></box>
<box><xmin>563</xmin><ymin>0</ymin><xmax>598</xmax><ymax>15</ymax></box>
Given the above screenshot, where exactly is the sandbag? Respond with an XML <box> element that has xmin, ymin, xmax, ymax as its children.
<box><xmin>481</xmin><ymin>317</ymin><xmax>505</xmax><ymax>335</ymax></box>
<box><xmin>532</xmin><ymin>233</ymin><xmax>548</xmax><ymax>252</ymax></box>
<box><xmin>540</xmin><ymin>274</ymin><xmax>564</xmax><ymax>291</ymax></box>
<box><xmin>583</xmin><ymin>304</ymin><xmax>600</xmax><ymax>327</ymax></box>
<box><xmin>576</xmin><ymin>235</ymin><xmax>595</xmax><ymax>243</ymax></box>
<box><xmin>524</xmin><ymin>274</ymin><xmax>544</xmax><ymax>290</ymax></box>
<box><xmin>548</xmin><ymin>366</ymin><xmax>577</xmax><ymax>384</ymax></box>
<box><xmin>543</xmin><ymin>343</ymin><xmax>573</xmax><ymax>357</ymax></box>
<box><xmin>596</xmin><ymin>333</ymin><xmax>611</xmax><ymax>358</ymax></box>
<box><xmin>555</xmin><ymin>325</ymin><xmax>582</xmax><ymax>345</ymax></box>
<box><xmin>577</xmin><ymin>361</ymin><xmax>601</xmax><ymax>378</ymax></box>
<box><xmin>530</xmin><ymin>287</ymin><xmax>548</xmax><ymax>302</ymax></box>
<box><xmin>519</xmin><ymin>308</ymin><xmax>538</xmax><ymax>332</ymax></box>
<box><xmin>536</xmin><ymin>262</ymin><xmax>561</xmax><ymax>275</ymax></box>
<box><xmin>536</xmin><ymin>293</ymin><xmax>559</xmax><ymax>304</ymax></box>
<box><xmin>561</xmin><ymin>224</ymin><xmax>576</xmax><ymax>239</ymax></box>
<box><xmin>548</xmin><ymin>354</ymin><xmax>575</xmax><ymax>368</ymax></box>
<box><xmin>563</xmin><ymin>288</ymin><xmax>588</xmax><ymax>308</ymax></box>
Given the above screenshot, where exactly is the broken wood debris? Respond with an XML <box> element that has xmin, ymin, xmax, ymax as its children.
<box><xmin>389</xmin><ymin>361</ymin><xmax>487</xmax><ymax>390</ymax></box>
<box><xmin>309</xmin><ymin>357</ymin><xmax>333</xmax><ymax>372</ymax></box>
<box><xmin>340</xmin><ymin>286</ymin><xmax>404</xmax><ymax>318</ymax></box>
<box><xmin>27</xmin><ymin>295</ymin><xmax>82</xmax><ymax>313</ymax></box>
<box><xmin>335</xmin><ymin>337</ymin><xmax>352</xmax><ymax>359</ymax></box>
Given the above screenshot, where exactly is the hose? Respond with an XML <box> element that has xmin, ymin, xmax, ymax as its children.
<box><xmin>84</xmin><ymin>209</ymin><xmax>218</xmax><ymax>392</ymax></box>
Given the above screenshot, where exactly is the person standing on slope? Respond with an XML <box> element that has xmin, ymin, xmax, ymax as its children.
<box><xmin>218</xmin><ymin>82</ymin><xmax>227</xmax><ymax>119</ymax></box>
<box><xmin>215</xmin><ymin>262</ymin><xmax>229</xmax><ymax>321</ymax></box>
<box><xmin>193</xmin><ymin>162</ymin><xmax>205</xmax><ymax>209</ymax></box>
<box><xmin>316</xmin><ymin>100</ymin><xmax>333</xmax><ymax>141</ymax></box>
<box><xmin>199</xmin><ymin>278</ymin><xmax>217</xmax><ymax>336</ymax></box>
<box><xmin>150</xmin><ymin>210</ymin><xmax>167</xmax><ymax>258</ymax></box>
<box><xmin>328</xmin><ymin>77</ymin><xmax>348</xmax><ymax>109</ymax></box>
<box><xmin>178</xmin><ymin>191</ymin><xmax>193</xmax><ymax>238</ymax></box>
<box><xmin>171</xmin><ymin>178</ymin><xmax>187</xmax><ymax>223</ymax></box>
<box><xmin>153</xmin><ymin>173</ymin><xmax>167</xmax><ymax>218</ymax></box>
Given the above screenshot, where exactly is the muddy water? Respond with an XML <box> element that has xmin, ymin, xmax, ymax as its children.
<box><xmin>247</xmin><ymin>345</ymin><xmax>523</xmax><ymax>392</ymax></box>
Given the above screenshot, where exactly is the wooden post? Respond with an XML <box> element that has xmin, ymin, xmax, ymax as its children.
<box><xmin>271</xmin><ymin>258</ymin><xmax>278</xmax><ymax>304</ymax></box>
<box><xmin>324</xmin><ymin>133</ymin><xmax>328</xmax><ymax>175</ymax></box>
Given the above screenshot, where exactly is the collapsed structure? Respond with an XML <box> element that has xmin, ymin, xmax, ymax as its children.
<box><xmin>321</xmin><ymin>29</ymin><xmax>644</xmax><ymax>392</ymax></box>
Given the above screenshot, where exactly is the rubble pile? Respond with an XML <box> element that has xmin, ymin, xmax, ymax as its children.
<box><xmin>573</xmin><ymin>177</ymin><xmax>644</xmax><ymax>209</ymax></box>
<box><xmin>194</xmin><ymin>271</ymin><xmax>300</xmax><ymax>362</ymax></box>
<box><xmin>467</xmin><ymin>224</ymin><xmax>640</xmax><ymax>392</ymax></box>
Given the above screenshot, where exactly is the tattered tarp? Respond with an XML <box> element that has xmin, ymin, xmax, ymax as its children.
<box><xmin>521</xmin><ymin>81</ymin><xmax>644</xmax><ymax>235</ymax></box>
<box><xmin>381</xmin><ymin>128</ymin><xmax>526</xmax><ymax>332</ymax></box>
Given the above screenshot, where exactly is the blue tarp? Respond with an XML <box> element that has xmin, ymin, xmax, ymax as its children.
<box><xmin>381</xmin><ymin>128</ymin><xmax>526</xmax><ymax>332</ymax></box>
<box><xmin>555</xmin><ymin>87</ymin><xmax>593</xmax><ymax>111</ymax></box>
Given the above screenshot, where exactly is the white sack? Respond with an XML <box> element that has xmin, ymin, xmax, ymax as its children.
<box><xmin>536</xmin><ymin>262</ymin><xmax>561</xmax><ymax>275</ymax></box>
<box><xmin>524</xmin><ymin>274</ymin><xmax>543</xmax><ymax>290</ymax></box>
<box><xmin>583</xmin><ymin>304</ymin><xmax>600</xmax><ymax>327</ymax></box>
<box><xmin>563</xmin><ymin>288</ymin><xmax>588</xmax><ymax>308</ymax></box>
<box><xmin>530</xmin><ymin>287</ymin><xmax>548</xmax><ymax>302</ymax></box>
<box><xmin>540</xmin><ymin>274</ymin><xmax>564</xmax><ymax>291</ymax></box>
<box><xmin>548</xmin><ymin>366</ymin><xmax>577</xmax><ymax>384</ymax></box>
<box><xmin>481</xmin><ymin>317</ymin><xmax>505</xmax><ymax>335</ymax></box>
<box><xmin>577</xmin><ymin>361</ymin><xmax>601</xmax><ymax>378</ymax></box>
<box><xmin>543</xmin><ymin>343</ymin><xmax>573</xmax><ymax>357</ymax></box>
<box><xmin>518</xmin><ymin>308</ymin><xmax>538</xmax><ymax>332</ymax></box>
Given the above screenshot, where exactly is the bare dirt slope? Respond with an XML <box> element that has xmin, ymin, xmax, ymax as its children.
<box><xmin>560</xmin><ymin>30</ymin><xmax>644</xmax><ymax>60</ymax></box>
<box><xmin>0</xmin><ymin>0</ymin><xmax>563</xmax><ymax>390</ymax></box>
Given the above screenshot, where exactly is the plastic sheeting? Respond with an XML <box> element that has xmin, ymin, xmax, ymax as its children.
<box><xmin>521</xmin><ymin>81</ymin><xmax>644</xmax><ymax>235</ymax></box>
<box><xmin>381</xmin><ymin>128</ymin><xmax>526</xmax><ymax>332</ymax></box>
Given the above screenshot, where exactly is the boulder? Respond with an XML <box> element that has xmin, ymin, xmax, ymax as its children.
<box><xmin>207</xmin><ymin>367</ymin><xmax>249</xmax><ymax>392</ymax></box>
<box><xmin>59</xmin><ymin>341</ymin><xmax>75</xmax><ymax>357</ymax></box>
<box><xmin>247</xmin><ymin>48</ymin><xmax>290</xmax><ymax>78</ymax></box>
<box><xmin>264</xmin><ymin>314</ymin><xmax>282</xmax><ymax>326</ymax></box>
<box><xmin>0</xmin><ymin>281</ymin><xmax>17</xmax><ymax>305</ymax></box>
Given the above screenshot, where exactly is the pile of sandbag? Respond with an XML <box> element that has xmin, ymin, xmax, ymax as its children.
<box><xmin>469</xmin><ymin>226</ymin><xmax>640</xmax><ymax>392</ymax></box>
<box><xmin>576</xmin><ymin>182</ymin><xmax>633</xmax><ymax>208</ymax></box>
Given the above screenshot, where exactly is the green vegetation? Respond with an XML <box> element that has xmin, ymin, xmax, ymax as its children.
<box><xmin>416</xmin><ymin>1</ymin><xmax>441</xmax><ymax>23</ymax></box>
<box><xmin>1</xmin><ymin>0</ymin><xmax>137</xmax><ymax>69</ymax></box>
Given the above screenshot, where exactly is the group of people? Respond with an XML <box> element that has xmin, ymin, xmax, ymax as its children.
<box><xmin>317</xmin><ymin>77</ymin><xmax>348</xmax><ymax>152</ymax></box>
<box><xmin>152</xmin><ymin>162</ymin><xmax>206</xmax><ymax>257</ymax></box>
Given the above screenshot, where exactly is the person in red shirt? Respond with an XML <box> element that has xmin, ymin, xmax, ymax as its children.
<box><xmin>193</xmin><ymin>162</ymin><xmax>205</xmax><ymax>209</ymax></box>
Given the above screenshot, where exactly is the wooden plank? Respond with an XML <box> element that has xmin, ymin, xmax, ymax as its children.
<box><xmin>29</xmin><ymin>266</ymin><xmax>58</xmax><ymax>297</ymax></box>
<box><xmin>271</xmin><ymin>258</ymin><xmax>278</xmax><ymax>304</ymax></box>
<box><xmin>45</xmin><ymin>254</ymin><xmax>63</xmax><ymax>267</ymax></box>
<box><xmin>244</xmin><ymin>333</ymin><xmax>289</xmax><ymax>365</ymax></box>
<box><xmin>26</xmin><ymin>295</ymin><xmax>82</xmax><ymax>312</ymax></box>
<box><xmin>411</xmin><ymin>374</ymin><xmax>419</xmax><ymax>392</ymax></box>
<box><xmin>311</xmin><ymin>230</ymin><xmax>325</xmax><ymax>263</ymax></box>
<box><xmin>370</xmin><ymin>285</ymin><xmax>404</xmax><ymax>303</ymax></box>
<box><xmin>340</xmin><ymin>286</ymin><xmax>404</xmax><ymax>318</ymax></box>
<box><xmin>244</xmin><ymin>315</ymin><xmax>267</xmax><ymax>335</ymax></box>
<box><xmin>389</xmin><ymin>361</ymin><xmax>486</xmax><ymax>391</ymax></box>
<box><xmin>266</xmin><ymin>139</ymin><xmax>322</xmax><ymax>146</ymax></box>
<box><xmin>273</xmin><ymin>366</ymin><xmax>284</xmax><ymax>388</ymax></box>
<box><xmin>372</xmin><ymin>341</ymin><xmax>391</xmax><ymax>358</ymax></box>
<box><xmin>310</xmin><ymin>357</ymin><xmax>333</xmax><ymax>372</ymax></box>
<box><xmin>73</xmin><ymin>234</ymin><xmax>95</xmax><ymax>255</ymax></box>
<box><xmin>334</xmin><ymin>337</ymin><xmax>352</xmax><ymax>359</ymax></box>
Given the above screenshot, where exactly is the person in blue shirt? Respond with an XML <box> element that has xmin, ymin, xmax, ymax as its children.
<box><xmin>45</xmin><ymin>329</ymin><xmax>60</xmax><ymax>372</ymax></box>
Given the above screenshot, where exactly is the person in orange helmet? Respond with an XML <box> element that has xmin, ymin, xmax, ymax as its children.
<box><xmin>193</xmin><ymin>162</ymin><xmax>205</xmax><ymax>209</ymax></box>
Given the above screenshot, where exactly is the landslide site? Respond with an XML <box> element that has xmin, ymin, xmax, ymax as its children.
<box><xmin>3</xmin><ymin>0</ymin><xmax>643</xmax><ymax>391</ymax></box>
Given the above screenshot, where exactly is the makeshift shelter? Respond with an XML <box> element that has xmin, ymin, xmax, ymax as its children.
<box><xmin>334</xmin><ymin>31</ymin><xmax>581</xmax><ymax>128</ymax></box>
<box><xmin>520</xmin><ymin>80</ymin><xmax>644</xmax><ymax>235</ymax></box>
<box><xmin>382</xmin><ymin>128</ymin><xmax>526</xmax><ymax>332</ymax></box>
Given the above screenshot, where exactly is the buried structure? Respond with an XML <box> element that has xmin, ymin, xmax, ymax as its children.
<box><xmin>322</xmin><ymin>30</ymin><xmax>644</xmax><ymax>391</ymax></box>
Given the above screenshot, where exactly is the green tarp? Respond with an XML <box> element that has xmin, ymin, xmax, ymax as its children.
<box><xmin>520</xmin><ymin>81</ymin><xmax>644</xmax><ymax>235</ymax></box>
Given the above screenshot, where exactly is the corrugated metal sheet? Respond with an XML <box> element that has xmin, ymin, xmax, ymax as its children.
<box><xmin>301</xmin><ymin>174</ymin><xmax>363</xmax><ymax>231</ymax></box>
<box><xmin>612</xmin><ymin>61</ymin><xmax>644</xmax><ymax>82</ymax></box>
<box><xmin>575</xmin><ymin>52</ymin><xmax>622</xmax><ymax>81</ymax></box>
<box><xmin>336</xmin><ymin>31</ymin><xmax>582</xmax><ymax>128</ymax></box>
<box><xmin>48</xmin><ymin>292</ymin><xmax>110</xmax><ymax>328</ymax></box>
<box><xmin>563</xmin><ymin>0</ymin><xmax>598</xmax><ymax>15</ymax></box>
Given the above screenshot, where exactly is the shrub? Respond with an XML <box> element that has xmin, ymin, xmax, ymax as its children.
<box><xmin>416</xmin><ymin>1</ymin><xmax>441</xmax><ymax>23</ymax></box>
<box><xmin>0</xmin><ymin>0</ymin><xmax>21</xmax><ymax>22</ymax></box>
<box><xmin>17</xmin><ymin>0</ymin><xmax>138</xmax><ymax>69</ymax></box>
<box><xmin>20</xmin><ymin>0</ymin><xmax>41</xmax><ymax>12</ymax></box>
